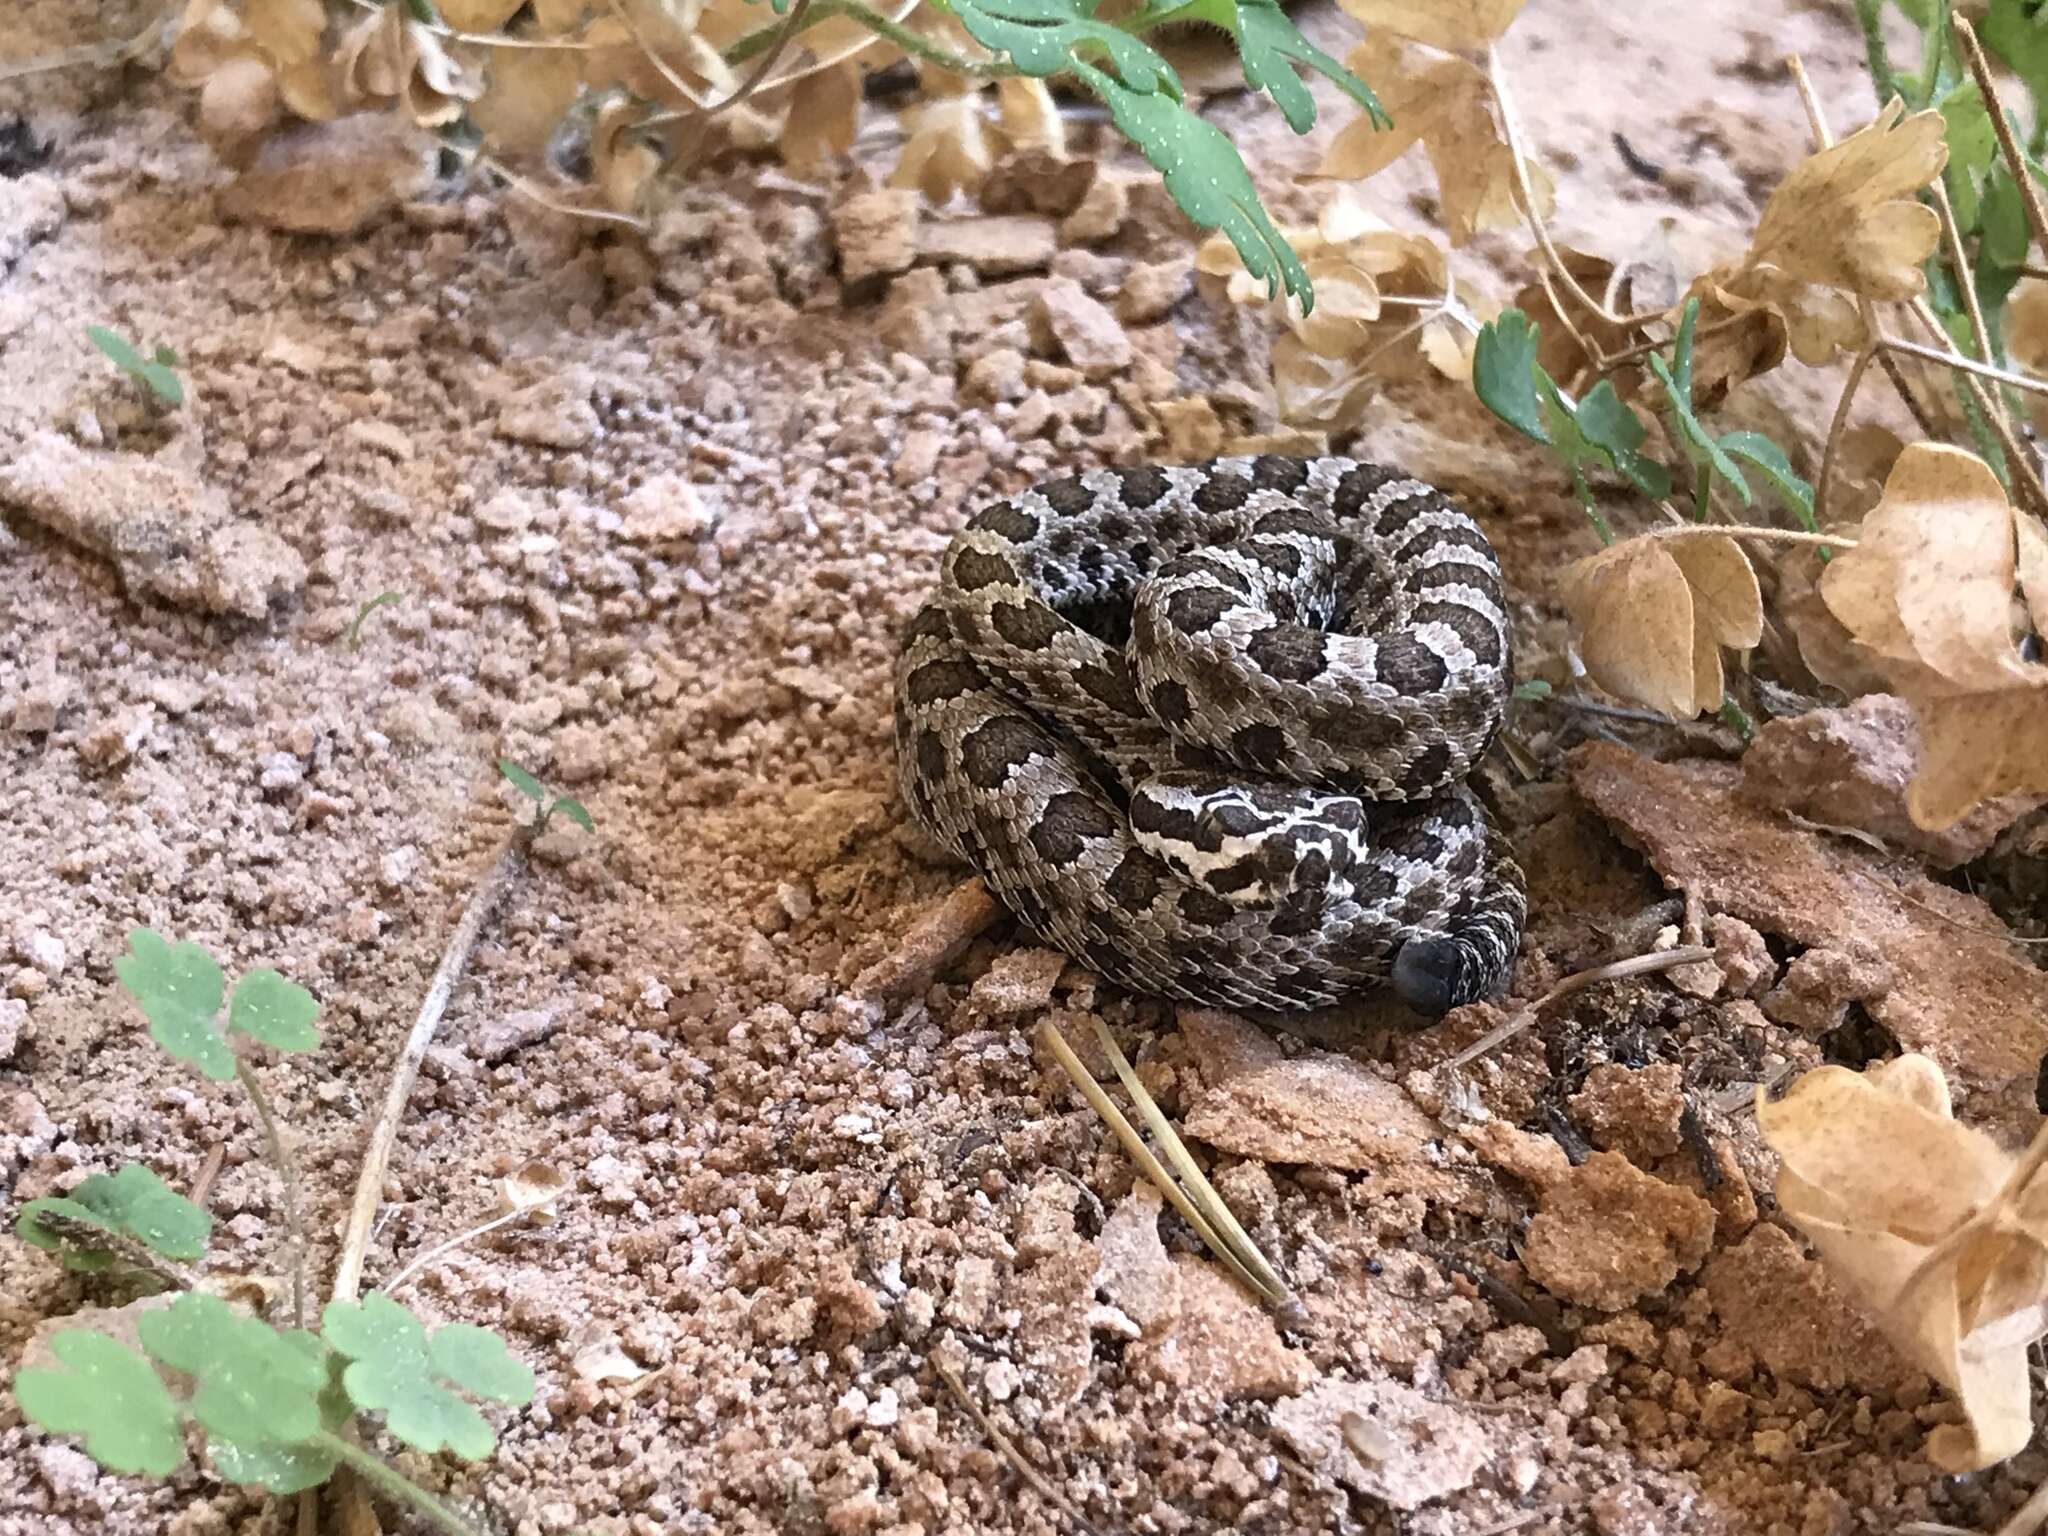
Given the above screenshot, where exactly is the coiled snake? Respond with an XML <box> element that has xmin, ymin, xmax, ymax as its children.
<box><xmin>893</xmin><ymin>455</ymin><xmax>1526</xmax><ymax>1017</ymax></box>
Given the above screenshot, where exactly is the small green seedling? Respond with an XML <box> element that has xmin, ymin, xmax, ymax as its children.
<box><xmin>497</xmin><ymin>757</ymin><xmax>593</xmax><ymax>833</ymax></box>
<box><xmin>347</xmin><ymin>591</ymin><xmax>404</xmax><ymax>649</ymax></box>
<box><xmin>1473</xmin><ymin>300</ymin><xmax>1814</xmax><ymax>540</ymax></box>
<box><xmin>86</xmin><ymin>325</ymin><xmax>185</xmax><ymax>408</ymax></box>
<box><xmin>10</xmin><ymin>931</ymin><xmax>538</xmax><ymax>1536</ymax></box>
<box><xmin>1645</xmin><ymin>299</ymin><xmax>1817</xmax><ymax>527</ymax></box>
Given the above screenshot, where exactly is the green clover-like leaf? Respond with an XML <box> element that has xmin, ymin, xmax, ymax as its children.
<box><xmin>138</xmin><ymin>1294</ymin><xmax>327</xmax><ymax>1447</ymax></box>
<box><xmin>115</xmin><ymin>928</ymin><xmax>232</xmax><ymax>1079</ymax></box>
<box><xmin>550</xmin><ymin>796</ymin><xmax>594</xmax><ymax>833</ymax></box>
<box><xmin>208</xmin><ymin>1436</ymin><xmax>341</xmax><ymax>1493</ymax></box>
<box><xmin>1718</xmin><ymin>431</ymin><xmax>1817</xmax><ymax>530</ymax></box>
<box><xmin>1078</xmin><ymin>63</ymin><xmax>1311</xmax><ymax>309</ymax></box>
<box><xmin>1472</xmin><ymin>309</ymin><xmax>1549</xmax><ymax>443</ymax></box>
<box><xmin>427</xmin><ymin>1325</ymin><xmax>536</xmax><ymax>1404</ymax></box>
<box><xmin>204</xmin><ymin>1331</ymin><xmax>348</xmax><ymax>1492</ymax></box>
<box><xmin>228</xmin><ymin>968</ymin><xmax>321</xmax><ymax>1053</ymax></box>
<box><xmin>15</xmin><ymin>1330</ymin><xmax>185</xmax><ymax>1477</ymax></box>
<box><xmin>952</xmin><ymin>0</ymin><xmax>1180</xmax><ymax>96</ymax></box>
<box><xmin>324</xmin><ymin>1293</ymin><xmax>532</xmax><ymax>1460</ymax></box>
<box><xmin>18</xmin><ymin>1163</ymin><xmax>212</xmax><ymax>1267</ymax></box>
<box><xmin>496</xmin><ymin>758</ymin><xmax>548</xmax><ymax>804</ymax></box>
<box><xmin>1229</xmin><ymin>0</ymin><xmax>1387</xmax><ymax>135</ymax></box>
<box><xmin>1573</xmin><ymin>381</ymin><xmax>1673</xmax><ymax>500</ymax></box>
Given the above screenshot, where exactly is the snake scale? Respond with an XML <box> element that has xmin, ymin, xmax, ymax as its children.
<box><xmin>893</xmin><ymin>454</ymin><xmax>1527</xmax><ymax>1017</ymax></box>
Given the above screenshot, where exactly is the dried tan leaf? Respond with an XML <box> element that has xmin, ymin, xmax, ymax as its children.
<box><xmin>497</xmin><ymin>1160</ymin><xmax>567</xmax><ymax>1223</ymax></box>
<box><xmin>779</xmin><ymin>59</ymin><xmax>861</xmax><ymax>170</ymax></box>
<box><xmin>891</xmin><ymin>94</ymin><xmax>994</xmax><ymax>202</ymax></box>
<box><xmin>1748</xmin><ymin>98</ymin><xmax>1946</xmax><ymax>302</ymax></box>
<box><xmin>275</xmin><ymin>55</ymin><xmax>341</xmax><ymax>122</ymax></box>
<box><xmin>592</xmin><ymin>97</ymin><xmax>662</xmax><ymax>215</ymax></box>
<box><xmin>2005</xmin><ymin>279</ymin><xmax>2048</xmax><ymax>377</ymax></box>
<box><xmin>402</xmin><ymin>22</ymin><xmax>485</xmax><ymax>127</ymax></box>
<box><xmin>471</xmin><ymin>43</ymin><xmax>586</xmax><ymax>155</ymax></box>
<box><xmin>1336</xmin><ymin>0</ymin><xmax>1527</xmax><ymax>51</ymax></box>
<box><xmin>1562</xmin><ymin>534</ymin><xmax>1759</xmax><ymax>717</ymax></box>
<box><xmin>1821</xmin><ymin>444</ymin><xmax>2034</xmax><ymax>692</ymax></box>
<box><xmin>1316</xmin><ymin>37</ymin><xmax>1549</xmax><ymax>247</ymax></box>
<box><xmin>1560</xmin><ymin>541</ymin><xmax>1698</xmax><ymax>718</ymax></box>
<box><xmin>996</xmin><ymin>77</ymin><xmax>1065</xmax><ymax>158</ymax></box>
<box><xmin>1775</xmin><ymin>547</ymin><xmax>1893</xmax><ymax>696</ymax></box>
<box><xmin>1814</xmin><ymin>444</ymin><xmax>2048</xmax><ymax>828</ymax></box>
<box><xmin>336</xmin><ymin>6</ymin><xmax>407</xmax><ymax>105</ymax></box>
<box><xmin>244</xmin><ymin>0</ymin><xmax>326</xmax><ymax>68</ymax></box>
<box><xmin>1758</xmin><ymin>1054</ymin><xmax>2048</xmax><ymax>1472</ymax></box>
<box><xmin>1671</xmin><ymin>534</ymin><xmax>1761</xmax><ymax>711</ymax></box>
<box><xmin>198</xmin><ymin>54</ymin><xmax>281</xmax><ymax>168</ymax></box>
<box><xmin>1910</xmin><ymin>691</ymin><xmax>2048</xmax><ymax>830</ymax></box>
<box><xmin>2018</xmin><ymin>510</ymin><xmax>2048</xmax><ymax>632</ymax></box>
<box><xmin>168</xmin><ymin>0</ymin><xmax>245</xmax><ymax>88</ymax></box>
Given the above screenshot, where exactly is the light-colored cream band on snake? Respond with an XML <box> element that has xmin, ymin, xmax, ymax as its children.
<box><xmin>893</xmin><ymin>454</ymin><xmax>1527</xmax><ymax>1018</ymax></box>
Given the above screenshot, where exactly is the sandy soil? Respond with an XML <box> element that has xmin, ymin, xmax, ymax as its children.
<box><xmin>4</xmin><ymin>2</ymin><xmax>2046</xmax><ymax>1534</ymax></box>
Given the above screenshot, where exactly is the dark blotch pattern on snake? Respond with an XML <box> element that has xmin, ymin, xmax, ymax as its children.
<box><xmin>893</xmin><ymin>455</ymin><xmax>1527</xmax><ymax>1017</ymax></box>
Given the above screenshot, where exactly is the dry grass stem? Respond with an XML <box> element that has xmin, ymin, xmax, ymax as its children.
<box><xmin>1037</xmin><ymin>1017</ymin><xmax>1301</xmax><ymax>1325</ymax></box>
<box><xmin>932</xmin><ymin>1356</ymin><xmax>1097</xmax><ymax>1534</ymax></box>
<box><xmin>1954</xmin><ymin>16</ymin><xmax>2048</xmax><ymax>264</ymax></box>
<box><xmin>1444</xmin><ymin>945</ymin><xmax>1714</xmax><ymax>1071</ymax></box>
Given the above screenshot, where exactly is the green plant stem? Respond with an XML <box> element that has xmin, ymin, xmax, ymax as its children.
<box><xmin>314</xmin><ymin>1433</ymin><xmax>482</xmax><ymax>1536</ymax></box>
<box><xmin>1851</xmin><ymin>0</ymin><xmax>1905</xmax><ymax>108</ymax></box>
<box><xmin>234</xmin><ymin>1059</ymin><xmax>309</xmax><ymax>1330</ymax></box>
<box><xmin>723</xmin><ymin>0</ymin><xmax>1018</xmax><ymax>78</ymax></box>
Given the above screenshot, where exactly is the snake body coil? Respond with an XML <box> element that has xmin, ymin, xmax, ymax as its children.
<box><xmin>893</xmin><ymin>455</ymin><xmax>1526</xmax><ymax>1017</ymax></box>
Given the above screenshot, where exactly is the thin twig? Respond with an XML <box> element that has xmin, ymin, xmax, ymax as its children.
<box><xmin>724</xmin><ymin>0</ymin><xmax>1014</xmax><ymax>78</ymax></box>
<box><xmin>1488</xmin><ymin>45</ymin><xmax>1633</xmax><ymax>332</ymax></box>
<box><xmin>1038</xmin><ymin>1017</ymin><xmax>1299</xmax><ymax>1321</ymax></box>
<box><xmin>1442</xmin><ymin>946</ymin><xmax>1714</xmax><ymax>1071</ymax></box>
<box><xmin>1878</xmin><ymin>352</ymin><xmax>1945</xmax><ymax>443</ymax></box>
<box><xmin>1817</xmin><ymin>345</ymin><xmax>1878</xmax><ymax>528</ymax></box>
<box><xmin>1089</xmin><ymin>1016</ymin><xmax>1299</xmax><ymax>1322</ymax></box>
<box><xmin>1637</xmin><ymin>526</ymin><xmax>1855</xmax><ymax>551</ymax></box>
<box><xmin>1904</xmin><ymin>296</ymin><xmax>2048</xmax><ymax>512</ymax></box>
<box><xmin>1954</xmin><ymin>17</ymin><xmax>2048</xmax><ymax>265</ymax></box>
<box><xmin>703</xmin><ymin>0</ymin><xmax>816</xmax><ymax>123</ymax></box>
<box><xmin>1884</xmin><ymin>880</ymin><xmax>2048</xmax><ymax>945</ymax></box>
<box><xmin>1529</xmin><ymin>693</ymin><xmax>1700</xmax><ymax>726</ymax></box>
<box><xmin>451</xmin><ymin>143</ymin><xmax>650</xmax><ymax>230</ymax></box>
<box><xmin>0</xmin><ymin>4</ymin><xmax>168</xmax><ymax>82</ymax></box>
<box><xmin>189</xmin><ymin>1143</ymin><xmax>226</xmax><ymax>1206</ymax></box>
<box><xmin>1787</xmin><ymin>51</ymin><xmax>1907</xmax><ymax>533</ymax></box>
<box><xmin>931</xmin><ymin>1356</ymin><xmax>1097</xmax><ymax>1534</ymax></box>
<box><xmin>1996</xmin><ymin>1476</ymin><xmax>2048</xmax><ymax>1536</ymax></box>
<box><xmin>235</xmin><ymin>1060</ymin><xmax>310</xmax><ymax>1330</ymax></box>
<box><xmin>330</xmin><ymin>830</ymin><xmax>531</xmax><ymax>1304</ymax></box>
<box><xmin>345</xmin><ymin>0</ymin><xmax>601</xmax><ymax>48</ymax></box>
<box><xmin>382</xmin><ymin>1208</ymin><xmax>529</xmax><ymax>1295</ymax></box>
<box><xmin>1929</xmin><ymin>174</ymin><xmax>2007</xmax><ymax>426</ymax></box>
<box><xmin>1881</xmin><ymin>332</ymin><xmax>2048</xmax><ymax>400</ymax></box>
<box><xmin>604</xmin><ymin>0</ymin><xmax>715</xmax><ymax>111</ymax></box>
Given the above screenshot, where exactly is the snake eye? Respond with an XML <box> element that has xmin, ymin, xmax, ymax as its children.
<box><xmin>1391</xmin><ymin>936</ymin><xmax>1464</xmax><ymax>1018</ymax></box>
